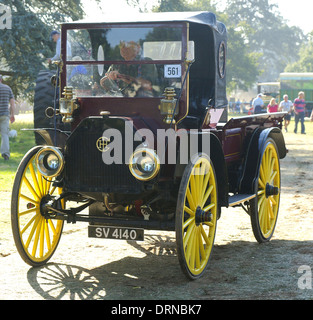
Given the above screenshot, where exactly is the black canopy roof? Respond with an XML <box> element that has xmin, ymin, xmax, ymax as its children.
<box><xmin>64</xmin><ymin>11</ymin><xmax>226</xmax><ymax>35</ymax></box>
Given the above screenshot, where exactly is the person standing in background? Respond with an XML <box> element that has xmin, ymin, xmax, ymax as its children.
<box><xmin>252</xmin><ymin>93</ymin><xmax>264</xmax><ymax>114</ymax></box>
<box><xmin>0</xmin><ymin>75</ymin><xmax>15</xmax><ymax>160</ymax></box>
<box><xmin>279</xmin><ymin>94</ymin><xmax>293</xmax><ymax>132</ymax></box>
<box><xmin>267</xmin><ymin>98</ymin><xmax>278</xmax><ymax>113</ymax></box>
<box><xmin>293</xmin><ymin>91</ymin><xmax>306</xmax><ymax>134</ymax></box>
<box><xmin>47</xmin><ymin>30</ymin><xmax>72</xmax><ymax>63</ymax></box>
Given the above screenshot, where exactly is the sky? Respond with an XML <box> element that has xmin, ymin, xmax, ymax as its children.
<box><xmin>269</xmin><ymin>0</ymin><xmax>313</xmax><ymax>33</ymax></box>
<box><xmin>83</xmin><ymin>0</ymin><xmax>313</xmax><ymax>34</ymax></box>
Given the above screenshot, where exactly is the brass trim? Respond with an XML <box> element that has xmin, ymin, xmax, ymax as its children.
<box><xmin>96</xmin><ymin>137</ymin><xmax>110</xmax><ymax>153</ymax></box>
<box><xmin>176</xmin><ymin>22</ymin><xmax>190</xmax><ymax>127</ymax></box>
<box><xmin>129</xmin><ymin>148</ymin><xmax>160</xmax><ymax>181</ymax></box>
<box><xmin>35</xmin><ymin>146</ymin><xmax>65</xmax><ymax>178</ymax></box>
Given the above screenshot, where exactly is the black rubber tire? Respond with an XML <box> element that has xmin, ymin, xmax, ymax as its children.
<box><xmin>33</xmin><ymin>70</ymin><xmax>56</xmax><ymax>145</ymax></box>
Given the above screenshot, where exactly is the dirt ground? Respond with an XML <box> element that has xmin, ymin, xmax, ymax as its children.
<box><xmin>1</xmin><ymin>130</ymin><xmax>313</xmax><ymax>300</ymax></box>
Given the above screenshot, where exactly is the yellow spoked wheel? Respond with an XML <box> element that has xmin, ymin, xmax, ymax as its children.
<box><xmin>176</xmin><ymin>154</ymin><xmax>218</xmax><ymax>280</ymax></box>
<box><xmin>11</xmin><ymin>146</ymin><xmax>64</xmax><ymax>266</ymax></box>
<box><xmin>250</xmin><ymin>139</ymin><xmax>280</xmax><ymax>243</ymax></box>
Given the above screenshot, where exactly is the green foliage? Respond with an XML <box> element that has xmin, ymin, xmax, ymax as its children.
<box><xmin>285</xmin><ymin>33</ymin><xmax>313</xmax><ymax>72</ymax></box>
<box><xmin>128</xmin><ymin>0</ymin><xmax>261</xmax><ymax>92</ymax></box>
<box><xmin>0</xmin><ymin>0</ymin><xmax>98</xmax><ymax>100</ymax></box>
<box><xmin>0</xmin><ymin>119</ymin><xmax>35</xmax><ymax>191</ymax></box>
<box><xmin>225</xmin><ymin>0</ymin><xmax>305</xmax><ymax>81</ymax></box>
<box><xmin>226</xmin><ymin>26</ymin><xmax>261</xmax><ymax>92</ymax></box>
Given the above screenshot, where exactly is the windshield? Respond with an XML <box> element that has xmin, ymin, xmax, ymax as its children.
<box><xmin>65</xmin><ymin>26</ymin><xmax>190</xmax><ymax>98</ymax></box>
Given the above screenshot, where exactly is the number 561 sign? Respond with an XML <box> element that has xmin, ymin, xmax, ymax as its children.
<box><xmin>0</xmin><ymin>4</ymin><xmax>12</xmax><ymax>30</ymax></box>
<box><xmin>164</xmin><ymin>65</ymin><xmax>182</xmax><ymax>79</ymax></box>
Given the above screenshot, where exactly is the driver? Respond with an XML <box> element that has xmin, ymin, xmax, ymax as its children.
<box><xmin>100</xmin><ymin>41</ymin><xmax>157</xmax><ymax>97</ymax></box>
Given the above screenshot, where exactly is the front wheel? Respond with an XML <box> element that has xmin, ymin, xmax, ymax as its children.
<box><xmin>249</xmin><ymin>138</ymin><xmax>281</xmax><ymax>243</ymax></box>
<box><xmin>176</xmin><ymin>154</ymin><xmax>218</xmax><ymax>280</ymax></box>
<box><xmin>11</xmin><ymin>146</ymin><xmax>64</xmax><ymax>266</ymax></box>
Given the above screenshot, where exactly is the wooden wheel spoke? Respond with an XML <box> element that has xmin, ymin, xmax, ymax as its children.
<box><xmin>269</xmin><ymin>157</ymin><xmax>275</xmax><ymax>176</ymax></box>
<box><xmin>186</xmin><ymin>228</ymin><xmax>196</xmax><ymax>264</ymax></box>
<box><xmin>186</xmin><ymin>187</ymin><xmax>196</xmax><ymax>212</ymax></box>
<box><xmin>201</xmin><ymin>185</ymin><xmax>213</xmax><ymax>209</ymax></box>
<box><xmin>258</xmin><ymin>194</ymin><xmax>265</xmax><ymax>208</ymax></box>
<box><xmin>270</xmin><ymin>171</ymin><xmax>278</xmax><ymax>184</ymax></box>
<box><xmin>21</xmin><ymin>214</ymin><xmax>38</xmax><ymax>235</ymax></box>
<box><xmin>200</xmin><ymin>224</ymin><xmax>211</xmax><ymax>247</ymax></box>
<box><xmin>18</xmin><ymin>207</ymin><xmax>39</xmax><ymax>217</ymax></box>
<box><xmin>203</xmin><ymin>203</ymin><xmax>215</xmax><ymax>213</ymax></box>
<box><xmin>259</xmin><ymin>164</ymin><xmax>267</xmax><ymax>185</ymax></box>
<box><xmin>184</xmin><ymin>205</ymin><xmax>195</xmax><ymax>217</ymax></box>
<box><xmin>268</xmin><ymin>200</ymin><xmax>275</xmax><ymax>220</ymax></box>
<box><xmin>28</xmin><ymin>162</ymin><xmax>42</xmax><ymax>198</ymax></box>
<box><xmin>198</xmin><ymin>231</ymin><xmax>206</xmax><ymax>261</ymax></box>
<box><xmin>194</xmin><ymin>165</ymin><xmax>201</xmax><ymax>204</ymax></box>
<box><xmin>32</xmin><ymin>217</ymin><xmax>43</xmax><ymax>256</ymax></box>
<box><xmin>189</xmin><ymin>174</ymin><xmax>199</xmax><ymax>206</ymax></box>
<box><xmin>195</xmin><ymin>228</ymin><xmax>201</xmax><ymax>269</ymax></box>
<box><xmin>20</xmin><ymin>194</ymin><xmax>39</xmax><ymax>205</ymax></box>
<box><xmin>183</xmin><ymin>216</ymin><xmax>194</xmax><ymax>229</ymax></box>
<box><xmin>183</xmin><ymin>223</ymin><xmax>195</xmax><ymax>248</ymax></box>
<box><xmin>198</xmin><ymin>163</ymin><xmax>205</xmax><ymax>189</ymax></box>
<box><xmin>48</xmin><ymin>219</ymin><xmax>57</xmax><ymax>236</ymax></box>
<box><xmin>269</xmin><ymin>195</ymin><xmax>277</xmax><ymax>206</ymax></box>
<box><xmin>39</xmin><ymin>218</ymin><xmax>45</xmax><ymax>258</ymax></box>
<box><xmin>45</xmin><ymin>221</ymin><xmax>52</xmax><ymax>251</ymax></box>
<box><xmin>25</xmin><ymin>214</ymin><xmax>41</xmax><ymax>249</ymax></box>
<box><xmin>23</xmin><ymin>176</ymin><xmax>40</xmax><ymax>202</ymax></box>
<box><xmin>37</xmin><ymin>171</ymin><xmax>44</xmax><ymax>197</ymax></box>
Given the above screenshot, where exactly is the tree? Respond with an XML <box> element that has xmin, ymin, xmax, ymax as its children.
<box><xmin>226</xmin><ymin>25</ymin><xmax>261</xmax><ymax>92</ymax></box>
<box><xmin>127</xmin><ymin>0</ymin><xmax>261</xmax><ymax>93</ymax></box>
<box><xmin>225</xmin><ymin>0</ymin><xmax>305</xmax><ymax>81</ymax></box>
<box><xmin>0</xmin><ymin>0</ymin><xmax>97</xmax><ymax>99</ymax></box>
<box><xmin>284</xmin><ymin>32</ymin><xmax>313</xmax><ymax>72</ymax></box>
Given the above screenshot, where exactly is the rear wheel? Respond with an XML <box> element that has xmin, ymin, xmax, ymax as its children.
<box><xmin>249</xmin><ymin>138</ymin><xmax>281</xmax><ymax>243</ymax></box>
<box><xmin>176</xmin><ymin>154</ymin><xmax>218</xmax><ymax>280</ymax></box>
<box><xmin>11</xmin><ymin>146</ymin><xmax>64</xmax><ymax>266</ymax></box>
<box><xmin>33</xmin><ymin>71</ymin><xmax>56</xmax><ymax>145</ymax></box>
<box><xmin>33</xmin><ymin>70</ymin><xmax>70</xmax><ymax>145</ymax></box>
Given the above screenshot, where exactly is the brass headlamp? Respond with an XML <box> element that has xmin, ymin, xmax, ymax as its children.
<box><xmin>59</xmin><ymin>86</ymin><xmax>79</xmax><ymax>123</ymax></box>
<box><xmin>158</xmin><ymin>87</ymin><xmax>178</xmax><ymax>124</ymax></box>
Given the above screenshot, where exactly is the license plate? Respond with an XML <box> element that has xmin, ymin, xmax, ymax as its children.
<box><xmin>88</xmin><ymin>225</ymin><xmax>144</xmax><ymax>241</ymax></box>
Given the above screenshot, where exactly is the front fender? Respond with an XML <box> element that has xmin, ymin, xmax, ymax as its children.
<box><xmin>23</xmin><ymin>128</ymin><xmax>69</xmax><ymax>148</ymax></box>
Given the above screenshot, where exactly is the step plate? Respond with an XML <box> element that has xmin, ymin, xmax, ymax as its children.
<box><xmin>229</xmin><ymin>194</ymin><xmax>256</xmax><ymax>207</ymax></box>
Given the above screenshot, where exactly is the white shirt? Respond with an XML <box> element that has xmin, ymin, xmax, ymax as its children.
<box><xmin>51</xmin><ymin>38</ymin><xmax>72</xmax><ymax>61</ymax></box>
<box><xmin>279</xmin><ymin>100</ymin><xmax>293</xmax><ymax>113</ymax></box>
<box><xmin>252</xmin><ymin>97</ymin><xmax>264</xmax><ymax>112</ymax></box>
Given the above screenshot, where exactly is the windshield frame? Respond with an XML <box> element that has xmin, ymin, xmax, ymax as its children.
<box><xmin>60</xmin><ymin>22</ymin><xmax>188</xmax><ymax>98</ymax></box>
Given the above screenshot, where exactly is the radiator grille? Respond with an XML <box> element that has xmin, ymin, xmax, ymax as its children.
<box><xmin>64</xmin><ymin>117</ymin><xmax>142</xmax><ymax>193</ymax></box>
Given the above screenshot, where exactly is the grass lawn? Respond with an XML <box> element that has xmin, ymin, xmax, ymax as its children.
<box><xmin>0</xmin><ymin>114</ymin><xmax>35</xmax><ymax>193</ymax></box>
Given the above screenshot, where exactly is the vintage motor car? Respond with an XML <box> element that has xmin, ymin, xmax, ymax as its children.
<box><xmin>11</xmin><ymin>11</ymin><xmax>287</xmax><ymax>280</ymax></box>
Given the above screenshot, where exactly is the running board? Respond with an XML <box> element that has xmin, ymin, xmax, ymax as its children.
<box><xmin>228</xmin><ymin>194</ymin><xmax>256</xmax><ymax>207</ymax></box>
